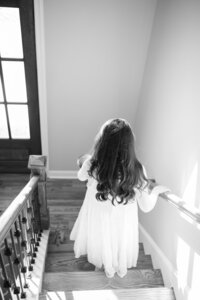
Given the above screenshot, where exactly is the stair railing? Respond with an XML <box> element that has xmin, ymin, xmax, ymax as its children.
<box><xmin>149</xmin><ymin>179</ymin><xmax>200</xmax><ymax>223</ymax></box>
<box><xmin>161</xmin><ymin>192</ymin><xmax>200</xmax><ymax>223</ymax></box>
<box><xmin>0</xmin><ymin>155</ymin><xmax>49</xmax><ymax>300</ymax></box>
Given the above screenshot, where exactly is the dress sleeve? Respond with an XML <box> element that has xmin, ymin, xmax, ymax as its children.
<box><xmin>77</xmin><ymin>156</ymin><xmax>91</xmax><ymax>181</ymax></box>
<box><xmin>137</xmin><ymin>185</ymin><xmax>171</xmax><ymax>213</ymax></box>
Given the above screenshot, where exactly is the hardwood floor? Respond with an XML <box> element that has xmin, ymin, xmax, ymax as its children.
<box><xmin>46</xmin><ymin>178</ymin><xmax>86</xmax><ymax>264</ymax></box>
<box><xmin>0</xmin><ymin>173</ymin><xmax>29</xmax><ymax>216</ymax></box>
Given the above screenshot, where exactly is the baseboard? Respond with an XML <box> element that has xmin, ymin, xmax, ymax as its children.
<box><xmin>48</xmin><ymin>170</ymin><xmax>77</xmax><ymax>179</ymax></box>
<box><xmin>139</xmin><ymin>223</ymin><xmax>195</xmax><ymax>300</ymax></box>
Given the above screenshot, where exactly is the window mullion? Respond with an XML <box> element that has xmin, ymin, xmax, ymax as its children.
<box><xmin>0</xmin><ymin>56</ymin><xmax>12</xmax><ymax>139</ymax></box>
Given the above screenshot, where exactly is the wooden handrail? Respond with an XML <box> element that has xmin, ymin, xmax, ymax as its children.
<box><xmin>160</xmin><ymin>191</ymin><xmax>200</xmax><ymax>223</ymax></box>
<box><xmin>0</xmin><ymin>175</ymin><xmax>39</xmax><ymax>242</ymax></box>
<box><xmin>148</xmin><ymin>180</ymin><xmax>200</xmax><ymax>223</ymax></box>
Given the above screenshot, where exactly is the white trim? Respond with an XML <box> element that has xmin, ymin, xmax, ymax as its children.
<box><xmin>34</xmin><ymin>0</ymin><xmax>49</xmax><ymax>173</ymax></box>
<box><xmin>48</xmin><ymin>170</ymin><xmax>77</xmax><ymax>179</ymax></box>
<box><xmin>139</xmin><ymin>223</ymin><xmax>175</xmax><ymax>286</ymax></box>
<box><xmin>139</xmin><ymin>223</ymin><xmax>194</xmax><ymax>300</ymax></box>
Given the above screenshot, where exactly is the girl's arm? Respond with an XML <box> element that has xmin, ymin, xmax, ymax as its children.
<box><xmin>77</xmin><ymin>154</ymin><xmax>91</xmax><ymax>181</ymax></box>
<box><xmin>137</xmin><ymin>167</ymin><xmax>170</xmax><ymax>212</ymax></box>
<box><xmin>137</xmin><ymin>182</ymin><xmax>170</xmax><ymax>213</ymax></box>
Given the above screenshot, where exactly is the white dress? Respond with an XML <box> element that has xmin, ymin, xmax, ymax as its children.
<box><xmin>70</xmin><ymin>156</ymin><xmax>168</xmax><ymax>278</ymax></box>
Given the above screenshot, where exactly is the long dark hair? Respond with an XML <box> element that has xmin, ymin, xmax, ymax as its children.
<box><xmin>89</xmin><ymin>119</ymin><xmax>148</xmax><ymax>204</ymax></box>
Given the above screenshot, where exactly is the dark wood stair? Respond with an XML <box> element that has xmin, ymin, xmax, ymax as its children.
<box><xmin>39</xmin><ymin>178</ymin><xmax>175</xmax><ymax>299</ymax></box>
<box><xmin>45</xmin><ymin>243</ymin><xmax>153</xmax><ymax>272</ymax></box>
<box><xmin>42</xmin><ymin>269</ymin><xmax>164</xmax><ymax>291</ymax></box>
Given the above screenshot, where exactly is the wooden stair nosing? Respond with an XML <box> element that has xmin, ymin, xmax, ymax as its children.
<box><xmin>39</xmin><ymin>287</ymin><xmax>175</xmax><ymax>300</ymax></box>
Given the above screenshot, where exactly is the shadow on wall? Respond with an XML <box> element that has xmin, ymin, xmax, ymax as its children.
<box><xmin>176</xmin><ymin>159</ymin><xmax>200</xmax><ymax>298</ymax></box>
<box><xmin>175</xmin><ymin>221</ymin><xmax>200</xmax><ymax>300</ymax></box>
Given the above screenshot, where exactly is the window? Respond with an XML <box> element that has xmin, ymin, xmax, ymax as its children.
<box><xmin>0</xmin><ymin>0</ymin><xmax>41</xmax><ymax>173</ymax></box>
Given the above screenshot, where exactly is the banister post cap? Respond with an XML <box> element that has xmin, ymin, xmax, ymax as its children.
<box><xmin>28</xmin><ymin>155</ymin><xmax>47</xmax><ymax>169</ymax></box>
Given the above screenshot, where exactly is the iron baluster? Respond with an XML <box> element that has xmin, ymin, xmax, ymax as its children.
<box><xmin>26</xmin><ymin>203</ymin><xmax>37</xmax><ymax>264</ymax></box>
<box><xmin>0</xmin><ymin>252</ymin><xmax>13</xmax><ymax>300</ymax></box>
<box><xmin>14</xmin><ymin>222</ymin><xmax>28</xmax><ymax>289</ymax></box>
<box><xmin>10</xmin><ymin>229</ymin><xmax>26</xmax><ymax>299</ymax></box>
<box><xmin>27</xmin><ymin>198</ymin><xmax>38</xmax><ymax>253</ymax></box>
<box><xmin>4</xmin><ymin>239</ymin><xmax>20</xmax><ymax>300</ymax></box>
<box><xmin>30</xmin><ymin>191</ymin><xmax>40</xmax><ymax>249</ymax></box>
<box><xmin>21</xmin><ymin>206</ymin><xmax>34</xmax><ymax>271</ymax></box>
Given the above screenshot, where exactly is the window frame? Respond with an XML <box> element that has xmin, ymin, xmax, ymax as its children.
<box><xmin>0</xmin><ymin>0</ymin><xmax>41</xmax><ymax>173</ymax></box>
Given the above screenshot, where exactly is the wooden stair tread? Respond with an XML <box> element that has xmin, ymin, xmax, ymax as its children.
<box><xmin>45</xmin><ymin>253</ymin><xmax>95</xmax><ymax>272</ymax></box>
<box><xmin>48</xmin><ymin>242</ymin><xmax>74</xmax><ymax>253</ymax></box>
<box><xmin>43</xmin><ymin>269</ymin><xmax>164</xmax><ymax>291</ymax></box>
<box><xmin>49</xmin><ymin>206</ymin><xmax>81</xmax><ymax>213</ymax></box>
<box><xmin>48</xmin><ymin>199</ymin><xmax>83</xmax><ymax>206</ymax></box>
<box><xmin>47</xmin><ymin>178</ymin><xmax>86</xmax><ymax>200</ymax></box>
<box><xmin>40</xmin><ymin>287</ymin><xmax>175</xmax><ymax>300</ymax></box>
<box><xmin>47</xmin><ymin>241</ymin><xmax>145</xmax><ymax>256</ymax></box>
<box><xmin>45</xmin><ymin>251</ymin><xmax>153</xmax><ymax>272</ymax></box>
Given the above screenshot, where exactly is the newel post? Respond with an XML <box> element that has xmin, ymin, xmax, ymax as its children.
<box><xmin>28</xmin><ymin>155</ymin><xmax>50</xmax><ymax>229</ymax></box>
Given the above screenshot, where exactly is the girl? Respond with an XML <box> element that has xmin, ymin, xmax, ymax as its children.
<box><xmin>70</xmin><ymin>118</ymin><xmax>169</xmax><ymax>278</ymax></box>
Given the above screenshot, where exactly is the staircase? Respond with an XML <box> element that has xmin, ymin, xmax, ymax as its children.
<box><xmin>39</xmin><ymin>179</ymin><xmax>175</xmax><ymax>299</ymax></box>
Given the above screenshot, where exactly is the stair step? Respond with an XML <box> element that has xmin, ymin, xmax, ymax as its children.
<box><xmin>47</xmin><ymin>179</ymin><xmax>86</xmax><ymax>200</ymax></box>
<box><xmin>49</xmin><ymin>206</ymin><xmax>80</xmax><ymax>214</ymax></box>
<box><xmin>47</xmin><ymin>241</ymin><xmax>145</xmax><ymax>254</ymax></box>
<box><xmin>47</xmin><ymin>178</ymin><xmax>85</xmax><ymax>187</ymax></box>
<box><xmin>40</xmin><ymin>287</ymin><xmax>175</xmax><ymax>300</ymax></box>
<box><xmin>45</xmin><ymin>252</ymin><xmax>153</xmax><ymax>272</ymax></box>
<box><xmin>43</xmin><ymin>269</ymin><xmax>164</xmax><ymax>291</ymax></box>
<box><xmin>45</xmin><ymin>253</ymin><xmax>95</xmax><ymax>272</ymax></box>
<box><xmin>48</xmin><ymin>199</ymin><xmax>83</xmax><ymax>206</ymax></box>
<box><xmin>48</xmin><ymin>242</ymin><xmax>74</xmax><ymax>253</ymax></box>
<box><xmin>47</xmin><ymin>191</ymin><xmax>85</xmax><ymax>200</ymax></box>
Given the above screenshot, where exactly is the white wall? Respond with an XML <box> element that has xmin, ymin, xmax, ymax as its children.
<box><xmin>135</xmin><ymin>0</ymin><xmax>200</xmax><ymax>299</ymax></box>
<box><xmin>41</xmin><ymin>0</ymin><xmax>157</xmax><ymax>172</ymax></box>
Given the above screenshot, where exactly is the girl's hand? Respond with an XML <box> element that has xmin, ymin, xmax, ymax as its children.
<box><xmin>148</xmin><ymin>179</ymin><xmax>170</xmax><ymax>195</ymax></box>
<box><xmin>77</xmin><ymin>154</ymin><xmax>90</xmax><ymax>168</ymax></box>
<box><xmin>148</xmin><ymin>179</ymin><xmax>157</xmax><ymax>191</ymax></box>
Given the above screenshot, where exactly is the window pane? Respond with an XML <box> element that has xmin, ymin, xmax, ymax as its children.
<box><xmin>0</xmin><ymin>7</ymin><xmax>23</xmax><ymax>58</ymax></box>
<box><xmin>8</xmin><ymin>104</ymin><xmax>30</xmax><ymax>139</ymax></box>
<box><xmin>2</xmin><ymin>61</ymin><xmax>27</xmax><ymax>102</ymax></box>
<box><xmin>0</xmin><ymin>104</ymin><xmax>9</xmax><ymax>138</ymax></box>
<box><xmin>0</xmin><ymin>78</ymin><xmax>4</xmax><ymax>102</ymax></box>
